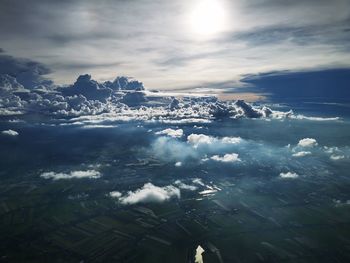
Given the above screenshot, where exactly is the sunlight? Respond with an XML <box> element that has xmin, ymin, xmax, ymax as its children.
<box><xmin>189</xmin><ymin>0</ymin><xmax>227</xmax><ymax>37</ymax></box>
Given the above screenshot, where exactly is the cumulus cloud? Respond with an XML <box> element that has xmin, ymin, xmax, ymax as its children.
<box><xmin>109</xmin><ymin>191</ymin><xmax>122</xmax><ymax>198</ymax></box>
<box><xmin>297</xmin><ymin>138</ymin><xmax>318</xmax><ymax>147</ymax></box>
<box><xmin>187</xmin><ymin>134</ymin><xmax>215</xmax><ymax>147</ymax></box>
<box><xmin>117</xmin><ymin>183</ymin><xmax>180</xmax><ymax>205</ymax></box>
<box><xmin>59</xmin><ymin>74</ymin><xmax>112</xmax><ymax>101</ymax></box>
<box><xmin>152</xmin><ymin>133</ymin><xmax>245</xmax><ymax>164</ymax></box>
<box><xmin>0</xmin><ymin>53</ymin><xmax>340</xmax><ymax>124</ymax></box>
<box><xmin>1</xmin><ymin>129</ymin><xmax>19</xmax><ymax>136</ymax></box>
<box><xmin>279</xmin><ymin>172</ymin><xmax>299</xmax><ymax>179</ymax></box>
<box><xmin>187</xmin><ymin>134</ymin><xmax>242</xmax><ymax>148</ymax></box>
<box><xmin>174</xmin><ymin>180</ymin><xmax>197</xmax><ymax>191</ymax></box>
<box><xmin>40</xmin><ymin>170</ymin><xmax>101</xmax><ymax>180</ymax></box>
<box><xmin>0</xmin><ymin>55</ymin><xmax>53</xmax><ymax>89</ymax></box>
<box><xmin>210</xmin><ymin>153</ymin><xmax>241</xmax><ymax>162</ymax></box>
<box><xmin>175</xmin><ymin>161</ymin><xmax>182</xmax><ymax>167</ymax></box>
<box><xmin>156</xmin><ymin>128</ymin><xmax>183</xmax><ymax>138</ymax></box>
<box><xmin>292</xmin><ymin>151</ymin><xmax>311</xmax><ymax>157</ymax></box>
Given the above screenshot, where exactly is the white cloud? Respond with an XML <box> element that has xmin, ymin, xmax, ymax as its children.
<box><xmin>156</xmin><ymin>128</ymin><xmax>183</xmax><ymax>138</ymax></box>
<box><xmin>118</xmin><ymin>183</ymin><xmax>180</xmax><ymax>205</ymax></box>
<box><xmin>192</xmin><ymin>178</ymin><xmax>205</xmax><ymax>186</ymax></box>
<box><xmin>297</xmin><ymin>138</ymin><xmax>318</xmax><ymax>147</ymax></box>
<box><xmin>187</xmin><ymin>134</ymin><xmax>215</xmax><ymax>146</ymax></box>
<box><xmin>109</xmin><ymin>191</ymin><xmax>122</xmax><ymax>198</ymax></box>
<box><xmin>279</xmin><ymin>172</ymin><xmax>299</xmax><ymax>179</ymax></box>
<box><xmin>1</xmin><ymin>129</ymin><xmax>19</xmax><ymax>136</ymax></box>
<box><xmin>174</xmin><ymin>180</ymin><xmax>197</xmax><ymax>191</ymax></box>
<box><xmin>187</xmin><ymin>134</ymin><xmax>242</xmax><ymax>148</ymax></box>
<box><xmin>210</xmin><ymin>153</ymin><xmax>240</xmax><ymax>162</ymax></box>
<box><xmin>40</xmin><ymin>170</ymin><xmax>101</xmax><ymax>180</ymax></box>
<box><xmin>175</xmin><ymin>161</ymin><xmax>182</xmax><ymax>167</ymax></box>
<box><xmin>292</xmin><ymin>151</ymin><xmax>311</xmax><ymax>157</ymax></box>
<box><xmin>330</xmin><ymin>155</ymin><xmax>345</xmax><ymax>160</ymax></box>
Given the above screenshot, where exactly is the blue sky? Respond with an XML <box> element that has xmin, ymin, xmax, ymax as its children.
<box><xmin>0</xmin><ymin>0</ymin><xmax>350</xmax><ymax>92</ymax></box>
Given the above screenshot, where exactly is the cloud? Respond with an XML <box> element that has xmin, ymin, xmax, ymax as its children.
<box><xmin>330</xmin><ymin>154</ymin><xmax>345</xmax><ymax>160</ymax></box>
<box><xmin>0</xmin><ymin>55</ymin><xmax>341</xmax><ymax>123</ymax></box>
<box><xmin>175</xmin><ymin>161</ymin><xmax>182</xmax><ymax>167</ymax></box>
<box><xmin>0</xmin><ymin>55</ymin><xmax>53</xmax><ymax>89</ymax></box>
<box><xmin>59</xmin><ymin>74</ymin><xmax>112</xmax><ymax>101</ymax></box>
<box><xmin>109</xmin><ymin>191</ymin><xmax>122</xmax><ymax>198</ymax></box>
<box><xmin>187</xmin><ymin>134</ymin><xmax>215</xmax><ymax>147</ymax></box>
<box><xmin>155</xmin><ymin>128</ymin><xmax>183</xmax><ymax>138</ymax></box>
<box><xmin>1</xmin><ymin>129</ymin><xmax>19</xmax><ymax>136</ymax></box>
<box><xmin>174</xmin><ymin>180</ymin><xmax>197</xmax><ymax>191</ymax></box>
<box><xmin>192</xmin><ymin>178</ymin><xmax>205</xmax><ymax>186</ymax></box>
<box><xmin>297</xmin><ymin>138</ymin><xmax>318</xmax><ymax>147</ymax></box>
<box><xmin>117</xmin><ymin>183</ymin><xmax>180</xmax><ymax>205</ymax></box>
<box><xmin>241</xmin><ymin>69</ymin><xmax>350</xmax><ymax>102</ymax></box>
<box><xmin>279</xmin><ymin>172</ymin><xmax>299</xmax><ymax>179</ymax></box>
<box><xmin>40</xmin><ymin>170</ymin><xmax>101</xmax><ymax>180</ymax></box>
<box><xmin>1</xmin><ymin>0</ymin><xmax>349</xmax><ymax>91</ymax></box>
<box><xmin>292</xmin><ymin>151</ymin><xmax>311</xmax><ymax>157</ymax></box>
<box><xmin>210</xmin><ymin>153</ymin><xmax>241</xmax><ymax>162</ymax></box>
<box><xmin>187</xmin><ymin>134</ymin><xmax>242</xmax><ymax>148</ymax></box>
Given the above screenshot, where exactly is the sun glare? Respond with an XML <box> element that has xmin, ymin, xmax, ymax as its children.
<box><xmin>189</xmin><ymin>0</ymin><xmax>227</xmax><ymax>37</ymax></box>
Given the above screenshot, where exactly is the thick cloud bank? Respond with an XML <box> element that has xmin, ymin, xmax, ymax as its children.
<box><xmin>0</xmin><ymin>54</ymin><xmax>341</xmax><ymax>124</ymax></box>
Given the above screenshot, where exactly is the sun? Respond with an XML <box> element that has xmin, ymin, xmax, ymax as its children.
<box><xmin>189</xmin><ymin>0</ymin><xmax>227</xmax><ymax>37</ymax></box>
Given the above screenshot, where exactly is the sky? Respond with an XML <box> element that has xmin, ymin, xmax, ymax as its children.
<box><xmin>0</xmin><ymin>0</ymin><xmax>350</xmax><ymax>92</ymax></box>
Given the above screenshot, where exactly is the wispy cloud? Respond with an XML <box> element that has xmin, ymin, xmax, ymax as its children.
<box><xmin>0</xmin><ymin>0</ymin><xmax>349</xmax><ymax>91</ymax></box>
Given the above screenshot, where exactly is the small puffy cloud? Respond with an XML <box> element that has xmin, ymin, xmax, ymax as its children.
<box><xmin>210</xmin><ymin>153</ymin><xmax>241</xmax><ymax>162</ymax></box>
<box><xmin>187</xmin><ymin>134</ymin><xmax>215</xmax><ymax>147</ymax></box>
<box><xmin>279</xmin><ymin>172</ymin><xmax>299</xmax><ymax>179</ymax></box>
<box><xmin>40</xmin><ymin>170</ymin><xmax>101</xmax><ymax>180</ymax></box>
<box><xmin>187</xmin><ymin>134</ymin><xmax>241</xmax><ymax>148</ymax></box>
<box><xmin>175</xmin><ymin>161</ymin><xmax>182</xmax><ymax>167</ymax></box>
<box><xmin>330</xmin><ymin>155</ymin><xmax>345</xmax><ymax>160</ymax></box>
<box><xmin>118</xmin><ymin>183</ymin><xmax>180</xmax><ymax>205</ymax></box>
<box><xmin>156</xmin><ymin>128</ymin><xmax>183</xmax><ymax>138</ymax></box>
<box><xmin>297</xmin><ymin>138</ymin><xmax>318</xmax><ymax>147</ymax></box>
<box><xmin>109</xmin><ymin>191</ymin><xmax>122</xmax><ymax>198</ymax></box>
<box><xmin>292</xmin><ymin>151</ymin><xmax>311</xmax><ymax>157</ymax></box>
<box><xmin>174</xmin><ymin>180</ymin><xmax>197</xmax><ymax>191</ymax></box>
<box><xmin>1</xmin><ymin>129</ymin><xmax>19</xmax><ymax>136</ymax></box>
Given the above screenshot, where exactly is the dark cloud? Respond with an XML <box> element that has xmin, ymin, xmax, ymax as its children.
<box><xmin>0</xmin><ymin>55</ymin><xmax>51</xmax><ymax>76</ymax></box>
<box><xmin>240</xmin><ymin>68</ymin><xmax>350</xmax><ymax>102</ymax></box>
<box><xmin>59</xmin><ymin>74</ymin><xmax>112</xmax><ymax>101</ymax></box>
<box><xmin>0</xmin><ymin>55</ymin><xmax>52</xmax><ymax>89</ymax></box>
<box><xmin>52</xmin><ymin>61</ymin><xmax>123</xmax><ymax>71</ymax></box>
<box><xmin>0</xmin><ymin>48</ymin><xmax>4</xmax><ymax>53</ymax></box>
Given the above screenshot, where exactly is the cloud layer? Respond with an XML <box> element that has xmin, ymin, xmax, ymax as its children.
<box><xmin>1</xmin><ymin>0</ymin><xmax>349</xmax><ymax>91</ymax></box>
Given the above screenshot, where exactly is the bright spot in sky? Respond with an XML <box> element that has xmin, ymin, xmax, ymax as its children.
<box><xmin>189</xmin><ymin>0</ymin><xmax>227</xmax><ymax>37</ymax></box>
